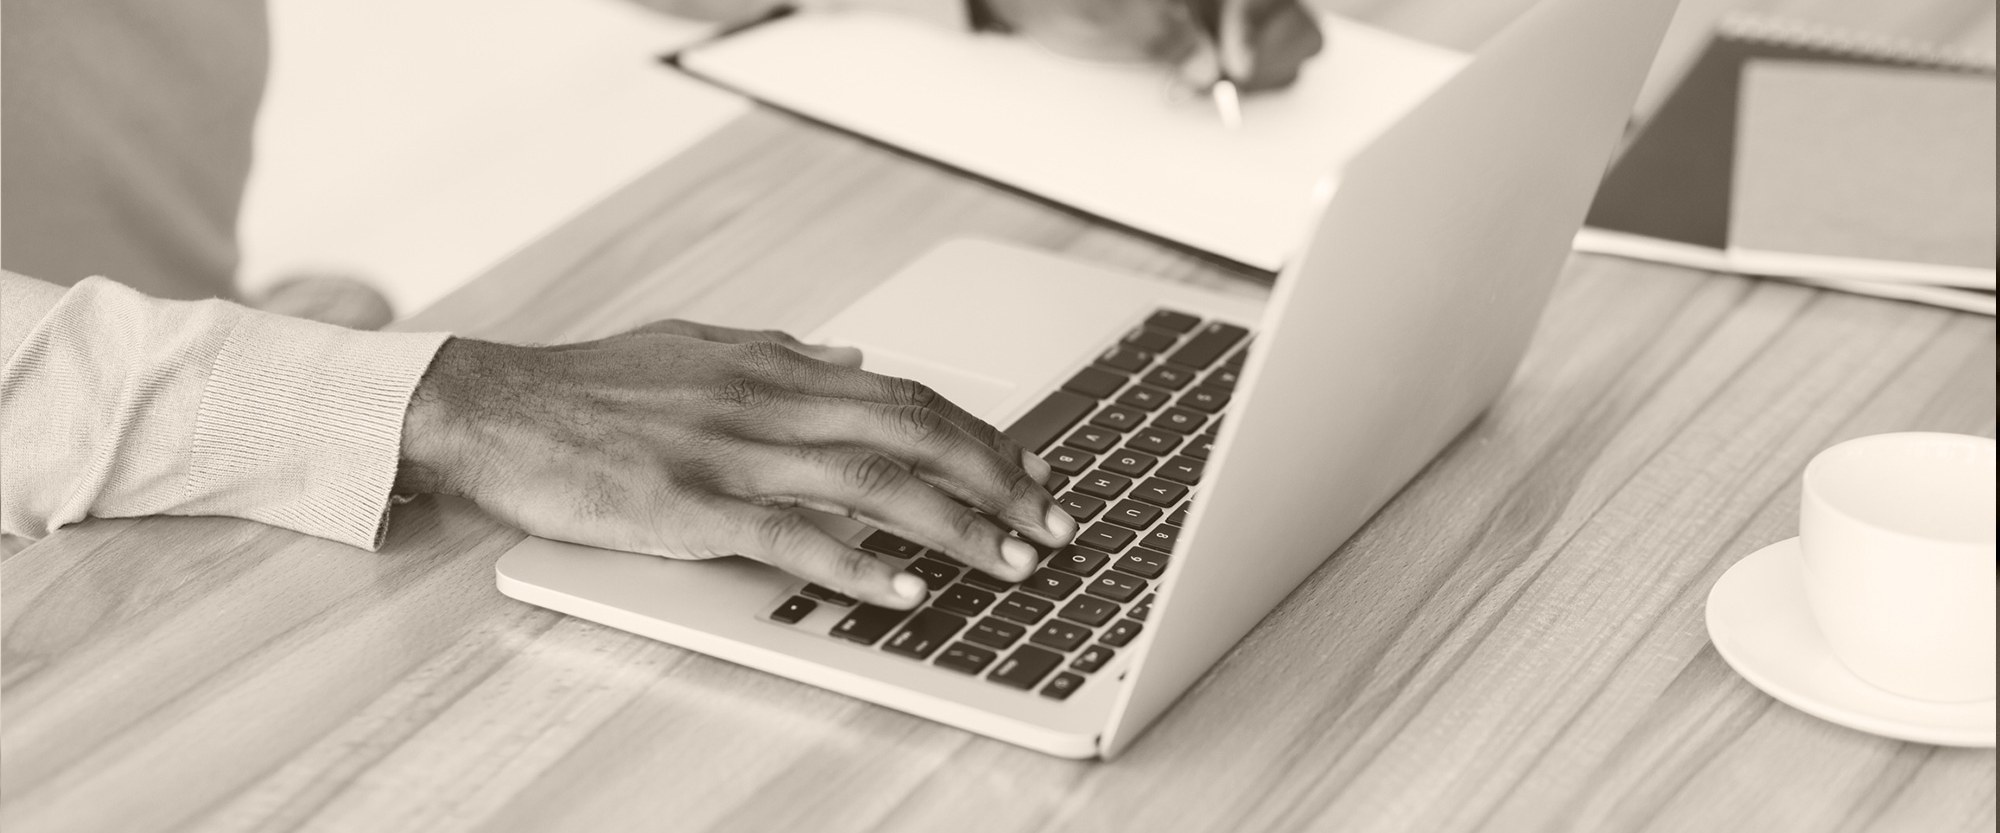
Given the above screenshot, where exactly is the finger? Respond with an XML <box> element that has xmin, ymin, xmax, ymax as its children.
<box><xmin>1217</xmin><ymin>0</ymin><xmax>1254</xmax><ymax>80</ymax></box>
<box><xmin>727</xmin><ymin>505</ymin><xmax>929</xmax><ymax>608</ymax></box>
<box><xmin>629</xmin><ymin>319</ymin><xmax>863</xmax><ymax>365</ymax></box>
<box><xmin>739</xmin><ymin>393</ymin><xmax>1074</xmax><ymax>548</ymax></box>
<box><xmin>745</xmin><ymin>447</ymin><xmax>1042</xmax><ymax>582</ymax></box>
<box><xmin>741</xmin><ymin>346</ymin><xmax>1054</xmax><ymax>486</ymax></box>
<box><xmin>1240</xmin><ymin>1</ymin><xmax>1324</xmax><ymax>91</ymax></box>
<box><xmin>1176</xmin><ymin>35</ymin><xmax>1223</xmax><ymax>89</ymax></box>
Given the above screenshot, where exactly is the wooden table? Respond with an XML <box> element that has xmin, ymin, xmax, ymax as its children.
<box><xmin>6</xmin><ymin>1</ymin><xmax>1995</xmax><ymax>830</ymax></box>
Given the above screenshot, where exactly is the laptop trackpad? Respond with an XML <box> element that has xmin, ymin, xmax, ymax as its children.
<box><xmin>858</xmin><ymin>349</ymin><xmax>1017</xmax><ymax>423</ymax></box>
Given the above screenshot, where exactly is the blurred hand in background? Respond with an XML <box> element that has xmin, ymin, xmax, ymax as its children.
<box><xmin>626</xmin><ymin>0</ymin><xmax>1325</xmax><ymax>92</ymax></box>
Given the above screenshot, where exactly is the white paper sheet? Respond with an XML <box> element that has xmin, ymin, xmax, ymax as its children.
<box><xmin>239</xmin><ymin>0</ymin><xmax>749</xmax><ymax>318</ymax></box>
<box><xmin>678</xmin><ymin>12</ymin><xmax>1466</xmax><ymax>271</ymax></box>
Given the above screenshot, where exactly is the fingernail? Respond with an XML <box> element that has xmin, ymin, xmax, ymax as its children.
<box><xmin>1021</xmin><ymin>450</ymin><xmax>1053</xmax><ymax>484</ymax></box>
<box><xmin>891</xmin><ymin>573</ymin><xmax>928</xmax><ymax>602</ymax></box>
<box><xmin>1001</xmin><ymin>537</ymin><xmax>1038</xmax><ymax>574</ymax></box>
<box><xmin>1044</xmin><ymin>505</ymin><xmax>1077</xmax><ymax>541</ymax></box>
<box><xmin>820</xmin><ymin>345</ymin><xmax>865</xmax><ymax>367</ymax></box>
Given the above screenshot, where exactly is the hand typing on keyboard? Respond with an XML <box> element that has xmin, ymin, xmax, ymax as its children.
<box><xmin>394</xmin><ymin>319</ymin><xmax>1079</xmax><ymax>609</ymax></box>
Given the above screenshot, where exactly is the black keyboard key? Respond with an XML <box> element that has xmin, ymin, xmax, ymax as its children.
<box><xmin>1101</xmin><ymin>450</ymin><xmax>1158</xmax><ymax>478</ymax></box>
<box><xmin>1065</xmin><ymin>426</ymin><xmax>1119</xmax><ymax>453</ymax></box>
<box><xmin>1045</xmin><ymin>446</ymin><xmax>1094</xmax><ymax>476</ymax></box>
<box><xmin>935</xmin><ymin>642</ymin><xmax>999</xmax><ymax>675</ymax></box>
<box><xmin>860</xmin><ymin>531</ymin><xmax>922</xmax><ymax>559</ymax></box>
<box><xmin>1115</xmin><ymin>385</ymin><xmax>1172</xmax><ymax>412</ymax></box>
<box><xmin>1223</xmin><ymin>343</ymin><xmax>1251</xmax><ymax>369</ymax></box>
<box><xmin>1078</xmin><ymin>523</ymin><xmax>1137</xmax><ymax>553</ymax></box>
<box><xmin>831</xmin><ymin>605</ymin><xmax>912</xmax><ymax>645</ymax></box>
<box><xmin>995</xmin><ymin>592</ymin><xmax>1057</xmax><ymax>623</ymax></box>
<box><xmin>1147</xmin><ymin>309</ymin><xmax>1202</xmax><ymax>333</ymax></box>
<box><xmin>1105</xmin><ymin>500</ymin><xmax>1163</xmax><ymax>530</ymax></box>
<box><xmin>1131</xmin><ymin>593</ymin><xmax>1156</xmax><ymax>621</ymax></box>
<box><xmin>1157</xmin><ymin>456</ymin><xmax>1205</xmax><ymax>485</ymax></box>
<box><xmin>1142</xmin><ymin>525</ymin><xmax>1181</xmax><ymax>553</ymax></box>
<box><xmin>1182</xmin><ymin>434</ymin><xmax>1216</xmax><ymax>461</ymax></box>
<box><xmin>800</xmin><ymin>584</ymin><xmax>857</xmax><ymax>606</ymax></box>
<box><xmin>1141</xmin><ymin>364</ymin><xmax>1196</xmax><ymax>390</ymax></box>
<box><xmin>1072</xmin><ymin>644</ymin><xmax>1116</xmax><ymax>673</ymax></box>
<box><xmin>1031</xmin><ymin>620</ymin><xmax>1091</xmax><ymax>651</ymax></box>
<box><xmin>1004</xmin><ymin>390</ymin><xmax>1097</xmax><ymax>454</ymax></box>
<box><xmin>1132</xmin><ymin>477</ymin><xmax>1189</xmax><ymax>507</ymax></box>
<box><xmin>1153</xmin><ymin>408</ymin><xmax>1207</xmax><ymax>435</ymax></box>
<box><xmin>1046</xmin><ymin>475</ymin><xmax>1071</xmax><ymax>494</ymax></box>
<box><xmin>1048</xmin><ymin>545</ymin><xmax>1112</xmax><ymax>576</ymax></box>
<box><xmin>1089</xmin><ymin>405</ymin><xmax>1147</xmax><ymax>432</ymax></box>
<box><xmin>990</xmin><ymin>646</ymin><xmax>1064</xmax><ymax>689</ymax></box>
<box><xmin>965</xmin><ymin>617</ymin><xmax>1028</xmax><ymax>649</ymax></box>
<box><xmin>1126</xmin><ymin>428</ymin><xmax>1182</xmax><ymax>456</ymax></box>
<box><xmin>1165</xmin><ymin>322</ymin><xmax>1249</xmax><ymax>369</ymax></box>
<box><xmin>1073</xmin><ymin>471</ymin><xmax>1133</xmax><ymax>500</ymax></box>
<box><xmin>962</xmin><ymin>569</ymin><xmax>1014</xmax><ymax>592</ymax></box>
<box><xmin>1203</xmin><ymin>367</ymin><xmax>1241</xmax><ymax>390</ymax></box>
<box><xmin>883</xmin><ymin>609</ymin><xmax>967</xmax><ymax>659</ymax></box>
<box><xmin>1062</xmin><ymin>366</ymin><xmax>1127</xmax><ymax>399</ymax></box>
<box><xmin>1041</xmin><ymin>672</ymin><xmax>1087</xmax><ymax>701</ymax></box>
<box><xmin>1021</xmin><ymin>568</ymin><xmax>1082</xmax><ymax>600</ymax></box>
<box><xmin>771</xmin><ymin>596</ymin><xmax>818</xmax><ymax>624</ymax></box>
<box><xmin>1087</xmin><ymin>570</ymin><xmax>1147</xmax><ymax>603</ymax></box>
<box><xmin>1124</xmin><ymin>327</ymin><xmax>1178</xmax><ymax>353</ymax></box>
<box><xmin>1054</xmin><ymin>492</ymin><xmax>1107</xmax><ymax>522</ymax></box>
<box><xmin>1100</xmin><ymin>619</ymin><xmax>1144</xmax><ymax>647</ymax></box>
<box><xmin>1166</xmin><ymin>503</ymin><xmax>1190</xmax><ymax>525</ymax></box>
<box><xmin>1116</xmin><ymin>548</ymin><xmax>1169</xmax><ymax>579</ymax></box>
<box><xmin>933</xmin><ymin>585</ymin><xmax>997</xmax><ymax>617</ymax></box>
<box><xmin>1179</xmin><ymin>386</ymin><xmax>1230</xmax><ymax>413</ymax></box>
<box><xmin>1095</xmin><ymin>345</ymin><xmax>1153</xmax><ymax>373</ymax></box>
<box><xmin>1057</xmin><ymin>596</ymin><xmax>1120</xmax><ymax>627</ymax></box>
<box><xmin>906</xmin><ymin>557</ymin><xmax>961</xmax><ymax>591</ymax></box>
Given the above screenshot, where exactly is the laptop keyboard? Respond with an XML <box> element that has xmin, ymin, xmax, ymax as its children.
<box><xmin>765</xmin><ymin>308</ymin><xmax>1251</xmax><ymax>702</ymax></box>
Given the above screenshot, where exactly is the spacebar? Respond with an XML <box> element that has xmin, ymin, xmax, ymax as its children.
<box><xmin>1003</xmin><ymin>391</ymin><xmax>1097</xmax><ymax>454</ymax></box>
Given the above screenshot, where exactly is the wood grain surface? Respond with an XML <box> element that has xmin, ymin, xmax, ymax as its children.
<box><xmin>5</xmin><ymin>1</ymin><xmax>1995</xmax><ymax>831</ymax></box>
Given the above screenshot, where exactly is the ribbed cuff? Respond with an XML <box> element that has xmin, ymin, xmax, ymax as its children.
<box><xmin>190</xmin><ymin>313</ymin><xmax>449</xmax><ymax>550</ymax></box>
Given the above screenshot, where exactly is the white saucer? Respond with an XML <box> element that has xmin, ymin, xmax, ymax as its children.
<box><xmin>1706</xmin><ymin>538</ymin><xmax>1996</xmax><ymax>747</ymax></box>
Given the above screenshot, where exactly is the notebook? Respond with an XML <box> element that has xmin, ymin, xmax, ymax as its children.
<box><xmin>673</xmin><ymin>11</ymin><xmax>1467</xmax><ymax>272</ymax></box>
<box><xmin>1576</xmin><ymin>14</ymin><xmax>1997</xmax><ymax>314</ymax></box>
<box><xmin>238</xmin><ymin>0</ymin><xmax>748</xmax><ymax>317</ymax></box>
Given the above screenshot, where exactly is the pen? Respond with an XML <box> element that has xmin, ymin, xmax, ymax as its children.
<box><xmin>1211</xmin><ymin>77</ymin><xmax>1242</xmax><ymax>130</ymax></box>
<box><xmin>1190</xmin><ymin>0</ymin><xmax>1244</xmax><ymax>129</ymax></box>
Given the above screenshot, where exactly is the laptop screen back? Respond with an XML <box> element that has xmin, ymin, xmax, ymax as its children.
<box><xmin>1101</xmin><ymin>0</ymin><xmax>1684</xmax><ymax>758</ymax></box>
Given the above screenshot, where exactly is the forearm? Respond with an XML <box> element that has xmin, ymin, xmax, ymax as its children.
<box><xmin>1</xmin><ymin>271</ymin><xmax>448</xmax><ymax>549</ymax></box>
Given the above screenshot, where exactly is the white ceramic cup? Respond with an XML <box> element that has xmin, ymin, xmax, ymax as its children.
<box><xmin>1798</xmin><ymin>432</ymin><xmax>1997</xmax><ymax>702</ymax></box>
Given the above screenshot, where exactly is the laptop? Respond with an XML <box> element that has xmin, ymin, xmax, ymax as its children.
<box><xmin>494</xmin><ymin>0</ymin><xmax>1681</xmax><ymax>759</ymax></box>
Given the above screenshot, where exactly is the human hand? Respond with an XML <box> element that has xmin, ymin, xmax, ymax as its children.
<box><xmin>984</xmin><ymin>0</ymin><xmax>1325</xmax><ymax>92</ymax></box>
<box><xmin>397</xmin><ymin>320</ymin><xmax>1077</xmax><ymax>608</ymax></box>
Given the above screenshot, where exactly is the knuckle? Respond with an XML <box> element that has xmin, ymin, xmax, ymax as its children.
<box><xmin>946</xmin><ymin>505</ymin><xmax>989</xmax><ymax>545</ymax></box>
<box><xmin>890</xmin><ymin>377</ymin><xmax>940</xmax><ymax>409</ymax></box>
<box><xmin>739</xmin><ymin>340</ymin><xmax>800</xmax><ymax>367</ymax></box>
<box><xmin>889</xmin><ymin>405</ymin><xmax>952</xmax><ymax>447</ymax></box>
<box><xmin>835</xmin><ymin>453</ymin><xmax>906</xmax><ymax>496</ymax></box>
<box><xmin>1003</xmin><ymin>470</ymin><xmax>1044</xmax><ymax>506</ymax></box>
<box><xmin>748</xmin><ymin>510</ymin><xmax>804</xmax><ymax>554</ymax></box>
<box><xmin>713</xmin><ymin>376</ymin><xmax>776</xmax><ymax>409</ymax></box>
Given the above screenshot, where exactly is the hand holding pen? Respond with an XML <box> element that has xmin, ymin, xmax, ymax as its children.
<box><xmin>1181</xmin><ymin>0</ymin><xmax>1254</xmax><ymax>128</ymax></box>
<box><xmin>982</xmin><ymin>0</ymin><xmax>1325</xmax><ymax>104</ymax></box>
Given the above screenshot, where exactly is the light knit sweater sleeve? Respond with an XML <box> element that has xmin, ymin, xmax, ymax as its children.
<box><xmin>1</xmin><ymin>271</ymin><xmax>449</xmax><ymax>549</ymax></box>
